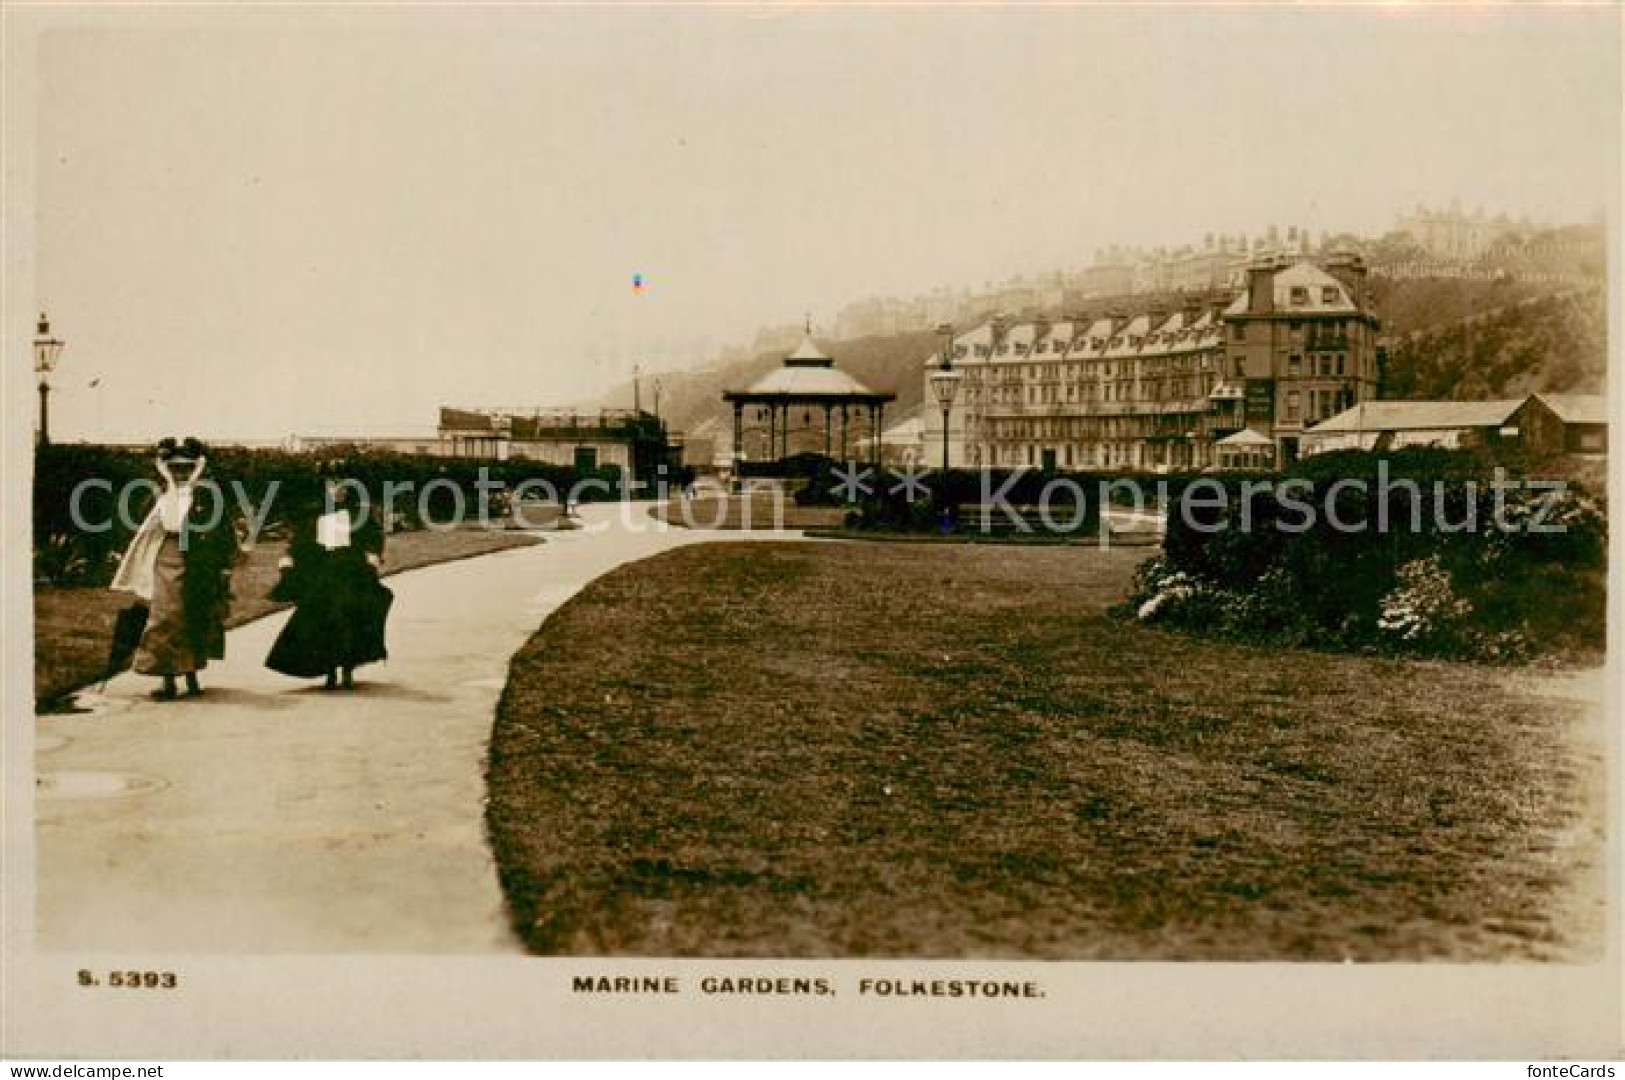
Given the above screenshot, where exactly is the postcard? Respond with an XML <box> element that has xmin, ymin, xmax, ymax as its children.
<box><xmin>4</xmin><ymin>3</ymin><xmax>1620</xmax><ymax>1061</ymax></box>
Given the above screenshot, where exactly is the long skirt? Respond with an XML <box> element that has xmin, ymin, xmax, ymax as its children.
<box><xmin>266</xmin><ymin>563</ymin><xmax>393</xmax><ymax>678</ymax></box>
<box><xmin>133</xmin><ymin>536</ymin><xmax>205</xmax><ymax>676</ymax></box>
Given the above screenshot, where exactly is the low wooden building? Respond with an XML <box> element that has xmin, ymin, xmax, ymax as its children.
<box><xmin>1302</xmin><ymin>393</ymin><xmax>1606</xmax><ymax>459</ymax></box>
<box><xmin>438</xmin><ymin>407</ymin><xmax>682</xmax><ymax>478</ymax></box>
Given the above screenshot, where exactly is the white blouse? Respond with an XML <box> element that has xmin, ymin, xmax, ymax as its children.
<box><xmin>316</xmin><ymin>509</ymin><xmax>353</xmax><ymax>550</ymax></box>
<box><xmin>157</xmin><ymin>485</ymin><xmax>194</xmax><ymax>533</ymax></box>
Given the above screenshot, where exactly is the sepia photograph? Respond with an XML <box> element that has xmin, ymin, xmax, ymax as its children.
<box><xmin>2</xmin><ymin>1</ymin><xmax>1620</xmax><ymax>1063</ymax></box>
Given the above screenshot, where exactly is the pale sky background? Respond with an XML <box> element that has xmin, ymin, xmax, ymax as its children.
<box><xmin>26</xmin><ymin>7</ymin><xmax>1620</xmax><ymax>442</ymax></box>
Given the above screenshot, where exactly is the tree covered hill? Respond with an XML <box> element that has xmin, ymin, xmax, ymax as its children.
<box><xmin>1378</xmin><ymin>284</ymin><xmax>1605</xmax><ymax>400</ymax></box>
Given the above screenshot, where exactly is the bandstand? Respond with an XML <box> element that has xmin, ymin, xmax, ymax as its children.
<box><xmin>722</xmin><ymin>329</ymin><xmax>895</xmax><ymax>474</ymax></box>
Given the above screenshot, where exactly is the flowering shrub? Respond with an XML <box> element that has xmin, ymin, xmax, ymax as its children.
<box><xmin>1124</xmin><ymin>450</ymin><xmax>1605</xmax><ymax>664</ymax></box>
<box><xmin>1377</xmin><ymin>556</ymin><xmax>1472</xmax><ymax>647</ymax></box>
<box><xmin>1124</xmin><ymin>559</ymin><xmax>1311</xmax><ymax>644</ymax></box>
<box><xmin>1130</xmin><ymin>558</ymin><xmax>1203</xmax><ymax>622</ymax></box>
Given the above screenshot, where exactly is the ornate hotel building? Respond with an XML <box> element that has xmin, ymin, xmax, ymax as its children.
<box><xmin>925</xmin><ymin>254</ymin><xmax>1381</xmax><ymax>471</ymax></box>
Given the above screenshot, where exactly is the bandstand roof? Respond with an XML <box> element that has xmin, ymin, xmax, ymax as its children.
<box><xmin>724</xmin><ymin>332</ymin><xmax>895</xmax><ymax>405</ymax></box>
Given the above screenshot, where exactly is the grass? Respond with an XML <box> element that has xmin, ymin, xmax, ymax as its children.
<box><xmin>649</xmin><ymin>494</ymin><xmax>846</xmax><ymax>531</ymax></box>
<box><xmin>802</xmin><ymin>528</ymin><xmax>1162</xmax><ymax>547</ymax></box>
<box><xmin>487</xmin><ymin>541</ymin><xmax>1604</xmax><ymax>960</ymax></box>
<box><xmin>33</xmin><ymin>527</ymin><xmax>543</xmax><ymax>709</ymax></box>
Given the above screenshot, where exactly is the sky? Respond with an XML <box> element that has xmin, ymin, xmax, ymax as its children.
<box><xmin>22</xmin><ymin>6</ymin><xmax>1620</xmax><ymax>443</ymax></box>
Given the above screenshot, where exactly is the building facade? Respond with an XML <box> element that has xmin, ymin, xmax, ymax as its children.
<box><xmin>438</xmin><ymin>407</ymin><xmax>681</xmax><ymax>476</ymax></box>
<box><xmin>1394</xmin><ymin>201</ymin><xmax>1525</xmax><ymax>262</ymax></box>
<box><xmin>925</xmin><ymin>255</ymin><xmax>1381</xmax><ymax>471</ymax></box>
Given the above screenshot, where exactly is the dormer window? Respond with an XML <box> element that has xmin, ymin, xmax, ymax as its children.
<box><xmin>1322</xmin><ymin>285</ymin><xmax>1339</xmax><ymax>303</ymax></box>
<box><xmin>1290</xmin><ymin>286</ymin><xmax>1309</xmax><ymax>306</ymax></box>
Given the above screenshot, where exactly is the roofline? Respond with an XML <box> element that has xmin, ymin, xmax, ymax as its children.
<box><xmin>723</xmin><ymin>391</ymin><xmax>897</xmax><ymax>404</ymax></box>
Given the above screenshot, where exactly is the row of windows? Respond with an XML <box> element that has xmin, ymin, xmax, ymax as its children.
<box><xmin>1286</xmin><ymin>354</ymin><xmax>1349</xmax><ymax>378</ymax></box>
<box><xmin>963</xmin><ymin>354</ymin><xmax>1220</xmax><ymax>383</ymax></box>
<box><xmin>975</xmin><ymin>442</ymin><xmax>1215</xmax><ymax>469</ymax></box>
<box><xmin>967</xmin><ymin>332</ymin><xmax>1225</xmax><ymax>360</ymax></box>
<box><xmin>1231</xmin><ymin>353</ymin><xmax>1370</xmax><ymax>380</ymax></box>
<box><xmin>967</xmin><ymin>373</ymin><xmax>1224</xmax><ymax>406</ymax></box>
<box><xmin>1283</xmin><ymin>388</ymin><xmax>1352</xmax><ymax>423</ymax></box>
<box><xmin>1231</xmin><ymin>317</ymin><xmax>1362</xmax><ymax>343</ymax></box>
<box><xmin>1287</xmin><ymin>285</ymin><xmax>1343</xmax><ymax>306</ymax></box>
<box><xmin>984</xmin><ymin>409</ymin><xmax>1237</xmax><ymax>441</ymax></box>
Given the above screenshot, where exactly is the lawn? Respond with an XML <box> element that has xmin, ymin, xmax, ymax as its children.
<box><xmin>34</xmin><ymin>527</ymin><xmax>543</xmax><ymax>709</ymax></box>
<box><xmin>486</xmin><ymin>541</ymin><xmax>1604</xmax><ymax>960</ymax></box>
<box><xmin>649</xmin><ymin>494</ymin><xmax>846</xmax><ymax>531</ymax></box>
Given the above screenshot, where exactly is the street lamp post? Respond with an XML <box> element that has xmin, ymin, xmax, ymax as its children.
<box><xmin>928</xmin><ymin>322</ymin><xmax>960</xmax><ymax>474</ymax></box>
<box><xmin>33</xmin><ymin>313</ymin><xmax>65</xmax><ymax>447</ymax></box>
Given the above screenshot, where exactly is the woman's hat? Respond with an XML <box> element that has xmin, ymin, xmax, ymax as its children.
<box><xmin>158</xmin><ymin>436</ymin><xmax>208</xmax><ymax>462</ymax></box>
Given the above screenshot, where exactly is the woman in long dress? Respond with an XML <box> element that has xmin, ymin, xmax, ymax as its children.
<box><xmin>109</xmin><ymin>437</ymin><xmax>239</xmax><ymax>700</ymax></box>
<box><xmin>265</xmin><ymin>479</ymin><xmax>393</xmax><ymax>690</ymax></box>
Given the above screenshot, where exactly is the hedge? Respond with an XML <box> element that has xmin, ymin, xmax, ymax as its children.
<box><xmin>31</xmin><ymin>444</ymin><xmax>634</xmax><ymax>587</ymax></box>
<box><xmin>805</xmin><ymin>463</ymin><xmax>1275</xmax><ymax>537</ymax></box>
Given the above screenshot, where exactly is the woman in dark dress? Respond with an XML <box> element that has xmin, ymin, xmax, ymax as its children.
<box><xmin>110</xmin><ymin>438</ymin><xmax>240</xmax><ymax>700</ymax></box>
<box><xmin>265</xmin><ymin>479</ymin><xmax>393</xmax><ymax>690</ymax></box>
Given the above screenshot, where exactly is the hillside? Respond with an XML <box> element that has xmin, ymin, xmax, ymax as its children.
<box><xmin>617</xmin><ymin>275</ymin><xmax>1605</xmax><ymax>451</ymax></box>
<box><xmin>1379</xmin><ymin>285</ymin><xmax>1606</xmax><ymax>400</ymax></box>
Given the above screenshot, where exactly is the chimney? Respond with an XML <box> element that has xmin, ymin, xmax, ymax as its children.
<box><xmin>1247</xmin><ymin>262</ymin><xmax>1275</xmax><ymax>315</ymax></box>
<box><xmin>990</xmin><ymin>313</ymin><xmax>1010</xmax><ymax>347</ymax></box>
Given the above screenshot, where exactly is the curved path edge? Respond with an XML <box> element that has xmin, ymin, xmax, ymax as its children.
<box><xmin>32</xmin><ymin>504</ymin><xmax>799</xmax><ymax>953</ymax></box>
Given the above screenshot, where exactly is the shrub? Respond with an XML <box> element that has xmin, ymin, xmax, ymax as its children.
<box><xmin>1377</xmin><ymin>556</ymin><xmax>1472</xmax><ymax>650</ymax></box>
<box><xmin>1127</xmin><ymin>449</ymin><xmax>1606</xmax><ymax>663</ymax></box>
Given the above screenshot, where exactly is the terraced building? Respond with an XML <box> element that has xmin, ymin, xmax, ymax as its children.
<box><xmin>925</xmin><ymin>254</ymin><xmax>1381</xmax><ymax>471</ymax></box>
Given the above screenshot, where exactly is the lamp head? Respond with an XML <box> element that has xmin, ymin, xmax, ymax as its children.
<box><xmin>33</xmin><ymin>313</ymin><xmax>65</xmax><ymax>376</ymax></box>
